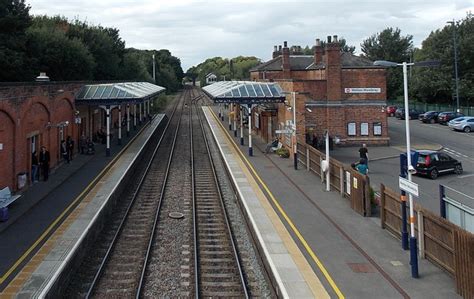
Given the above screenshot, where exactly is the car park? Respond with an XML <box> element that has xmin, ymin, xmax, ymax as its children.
<box><xmin>386</xmin><ymin>105</ymin><xmax>398</xmax><ymax>117</ymax></box>
<box><xmin>437</xmin><ymin>111</ymin><xmax>464</xmax><ymax>125</ymax></box>
<box><xmin>419</xmin><ymin>111</ymin><xmax>440</xmax><ymax>123</ymax></box>
<box><xmin>396</xmin><ymin>108</ymin><xmax>424</xmax><ymax>120</ymax></box>
<box><xmin>448</xmin><ymin>116</ymin><xmax>474</xmax><ymax>132</ymax></box>
<box><xmin>415</xmin><ymin>150</ymin><xmax>463</xmax><ymax>179</ymax></box>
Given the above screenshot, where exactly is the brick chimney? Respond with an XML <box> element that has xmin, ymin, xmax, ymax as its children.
<box><xmin>325</xmin><ymin>35</ymin><xmax>341</xmax><ymax>101</ymax></box>
<box><xmin>314</xmin><ymin>38</ymin><xmax>323</xmax><ymax>65</ymax></box>
<box><xmin>272</xmin><ymin>45</ymin><xmax>279</xmax><ymax>59</ymax></box>
<box><xmin>282</xmin><ymin>41</ymin><xmax>290</xmax><ymax>74</ymax></box>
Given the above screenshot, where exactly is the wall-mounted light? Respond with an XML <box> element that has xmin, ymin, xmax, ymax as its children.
<box><xmin>306</xmin><ymin>107</ymin><xmax>312</xmax><ymax>113</ymax></box>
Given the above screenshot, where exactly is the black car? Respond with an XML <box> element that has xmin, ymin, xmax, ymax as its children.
<box><xmin>415</xmin><ymin>150</ymin><xmax>463</xmax><ymax>179</ymax></box>
<box><xmin>396</xmin><ymin>108</ymin><xmax>424</xmax><ymax>120</ymax></box>
<box><xmin>419</xmin><ymin>111</ymin><xmax>440</xmax><ymax>123</ymax></box>
<box><xmin>437</xmin><ymin>111</ymin><xmax>464</xmax><ymax>125</ymax></box>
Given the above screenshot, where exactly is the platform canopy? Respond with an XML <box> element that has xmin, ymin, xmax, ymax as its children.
<box><xmin>75</xmin><ymin>82</ymin><xmax>165</xmax><ymax>105</ymax></box>
<box><xmin>202</xmin><ymin>81</ymin><xmax>285</xmax><ymax>104</ymax></box>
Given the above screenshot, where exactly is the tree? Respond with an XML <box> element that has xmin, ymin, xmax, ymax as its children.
<box><xmin>361</xmin><ymin>27</ymin><xmax>413</xmax><ymax>99</ymax></box>
<box><xmin>26</xmin><ymin>27</ymin><xmax>96</xmax><ymax>80</ymax></box>
<box><xmin>188</xmin><ymin>56</ymin><xmax>260</xmax><ymax>86</ymax></box>
<box><xmin>67</xmin><ymin>20</ymin><xmax>124</xmax><ymax>80</ymax></box>
<box><xmin>411</xmin><ymin>13</ymin><xmax>474</xmax><ymax>105</ymax></box>
<box><xmin>0</xmin><ymin>0</ymin><xmax>32</xmax><ymax>81</ymax></box>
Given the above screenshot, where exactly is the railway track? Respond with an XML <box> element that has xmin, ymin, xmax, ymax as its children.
<box><xmin>65</xmin><ymin>87</ymin><xmax>256</xmax><ymax>297</ymax></box>
<box><xmin>63</xmin><ymin>89</ymin><xmax>188</xmax><ymax>297</ymax></box>
<box><xmin>191</xmin><ymin>95</ymin><xmax>249</xmax><ymax>297</ymax></box>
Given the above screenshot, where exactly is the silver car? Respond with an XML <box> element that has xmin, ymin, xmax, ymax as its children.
<box><xmin>448</xmin><ymin>116</ymin><xmax>474</xmax><ymax>132</ymax></box>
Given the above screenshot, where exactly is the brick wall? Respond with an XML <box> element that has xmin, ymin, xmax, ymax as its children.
<box><xmin>0</xmin><ymin>84</ymin><xmax>80</xmax><ymax>191</ymax></box>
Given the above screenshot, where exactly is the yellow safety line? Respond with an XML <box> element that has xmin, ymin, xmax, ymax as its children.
<box><xmin>209</xmin><ymin>108</ymin><xmax>345</xmax><ymax>299</ymax></box>
<box><xmin>0</xmin><ymin>123</ymin><xmax>149</xmax><ymax>285</ymax></box>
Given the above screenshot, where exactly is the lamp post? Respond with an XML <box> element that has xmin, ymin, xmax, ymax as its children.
<box><xmin>152</xmin><ymin>53</ymin><xmax>156</xmax><ymax>83</ymax></box>
<box><xmin>375</xmin><ymin>60</ymin><xmax>418</xmax><ymax>278</ymax></box>
<box><xmin>283</xmin><ymin>91</ymin><xmax>299</xmax><ymax>170</ymax></box>
<box><xmin>374</xmin><ymin>59</ymin><xmax>439</xmax><ymax>279</ymax></box>
<box><xmin>447</xmin><ymin>20</ymin><xmax>460</xmax><ymax>113</ymax></box>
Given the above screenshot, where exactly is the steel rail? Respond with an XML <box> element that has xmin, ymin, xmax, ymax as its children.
<box><xmin>192</xmin><ymin>94</ymin><xmax>249</xmax><ymax>298</ymax></box>
<box><xmin>136</xmin><ymin>88</ymin><xmax>191</xmax><ymax>298</ymax></box>
<box><xmin>85</xmin><ymin>89</ymin><xmax>187</xmax><ymax>298</ymax></box>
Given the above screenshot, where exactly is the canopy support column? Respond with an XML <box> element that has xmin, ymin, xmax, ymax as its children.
<box><xmin>240</xmin><ymin>105</ymin><xmax>244</xmax><ymax>145</ymax></box>
<box><xmin>134</xmin><ymin>104</ymin><xmax>137</xmax><ymax>130</ymax></box>
<box><xmin>228</xmin><ymin>103</ymin><xmax>232</xmax><ymax>130</ymax></box>
<box><xmin>139</xmin><ymin>102</ymin><xmax>142</xmax><ymax>125</ymax></box>
<box><xmin>118</xmin><ymin>105</ymin><xmax>122</xmax><ymax>145</ymax></box>
<box><xmin>221</xmin><ymin>104</ymin><xmax>224</xmax><ymax>121</ymax></box>
<box><xmin>98</xmin><ymin>105</ymin><xmax>112</xmax><ymax>157</ymax></box>
<box><xmin>233</xmin><ymin>104</ymin><xmax>237</xmax><ymax>137</ymax></box>
<box><xmin>248</xmin><ymin>104</ymin><xmax>253</xmax><ymax>156</ymax></box>
<box><xmin>126</xmin><ymin>104</ymin><xmax>130</xmax><ymax>137</ymax></box>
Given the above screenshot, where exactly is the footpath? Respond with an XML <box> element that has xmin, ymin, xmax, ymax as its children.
<box><xmin>212</xmin><ymin>107</ymin><xmax>458</xmax><ymax>299</ymax></box>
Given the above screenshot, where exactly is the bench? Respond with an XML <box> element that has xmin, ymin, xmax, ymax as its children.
<box><xmin>0</xmin><ymin>187</ymin><xmax>21</xmax><ymax>209</ymax></box>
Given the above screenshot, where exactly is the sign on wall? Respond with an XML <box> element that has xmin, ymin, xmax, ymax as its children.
<box><xmin>344</xmin><ymin>88</ymin><xmax>381</xmax><ymax>94</ymax></box>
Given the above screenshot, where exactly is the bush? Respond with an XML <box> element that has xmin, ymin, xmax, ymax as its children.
<box><xmin>275</xmin><ymin>147</ymin><xmax>290</xmax><ymax>158</ymax></box>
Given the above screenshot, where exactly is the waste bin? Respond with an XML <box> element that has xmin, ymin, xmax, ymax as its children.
<box><xmin>18</xmin><ymin>172</ymin><xmax>27</xmax><ymax>189</ymax></box>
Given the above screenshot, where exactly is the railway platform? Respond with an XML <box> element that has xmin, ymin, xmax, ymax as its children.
<box><xmin>207</xmin><ymin>105</ymin><xmax>460</xmax><ymax>298</ymax></box>
<box><xmin>1</xmin><ymin>115</ymin><xmax>165</xmax><ymax>297</ymax></box>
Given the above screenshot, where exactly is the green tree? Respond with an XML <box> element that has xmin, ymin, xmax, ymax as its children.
<box><xmin>361</xmin><ymin>27</ymin><xmax>414</xmax><ymax>99</ymax></box>
<box><xmin>411</xmin><ymin>14</ymin><xmax>474</xmax><ymax>105</ymax></box>
<box><xmin>189</xmin><ymin>56</ymin><xmax>260</xmax><ymax>86</ymax></box>
<box><xmin>0</xmin><ymin>0</ymin><xmax>32</xmax><ymax>81</ymax></box>
<box><xmin>67</xmin><ymin>20</ymin><xmax>124</xmax><ymax>80</ymax></box>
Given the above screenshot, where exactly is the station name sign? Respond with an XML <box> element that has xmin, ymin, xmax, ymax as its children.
<box><xmin>344</xmin><ymin>88</ymin><xmax>381</xmax><ymax>94</ymax></box>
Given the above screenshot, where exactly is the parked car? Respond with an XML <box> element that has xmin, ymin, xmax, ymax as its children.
<box><xmin>386</xmin><ymin>105</ymin><xmax>398</xmax><ymax>117</ymax></box>
<box><xmin>448</xmin><ymin>116</ymin><xmax>474</xmax><ymax>132</ymax></box>
<box><xmin>394</xmin><ymin>107</ymin><xmax>404</xmax><ymax>119</ymax></box>
<box><xmin>396</xmin><ymin>108</ymin><xmax>424</xmax><ymax>120</ymax></box>
<box><xmin>415</xmin><ymin>150</ymin><xmax>463</xmax><ymax>179</ymax></box>
<box><xmin>437</xmin><ymin>111</ymin><xmax>464</xmax><ymax>125</ymax></box>
<box><xmin>419</xmin><ymin>111</ymin><xmax>440</xmax><ymax>123</ymax></box>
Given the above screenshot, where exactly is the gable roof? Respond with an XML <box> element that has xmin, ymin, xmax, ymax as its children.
<box><xmin>250</xmin><ymin>52</ymin><xmax>378</xmax><ymax>72</ymax></box>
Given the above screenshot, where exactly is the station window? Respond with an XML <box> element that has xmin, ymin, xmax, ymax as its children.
<box><xmin>360</xmin><ymin>123</ymin><xmax>369</xmax><ymax>136</ymax></box>
<box><xmin>373</xmin><ymin>122</ymin><xmax>382</xmax><ymax>136</ymax></box>
<box><xmin>347</xmin><ymin>122</ymin><xmax>356</xmax><ymax>136</ymax></box>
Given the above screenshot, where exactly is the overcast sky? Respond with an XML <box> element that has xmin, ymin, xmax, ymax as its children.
<box><xmin>29</xmin><ymin>0</ymin><xmax>473</xmax><ymax>72</ymax></box>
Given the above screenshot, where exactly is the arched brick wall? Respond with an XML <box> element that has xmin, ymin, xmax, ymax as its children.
<box><xmin>0</xmin><ymin>110</ymin><xmax>16</xmax><ymax>190</ymax></box>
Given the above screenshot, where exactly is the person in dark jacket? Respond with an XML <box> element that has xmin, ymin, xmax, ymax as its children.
<box><xmin>39</xmin><ymin>146</ymin><xmax>50</xmax><ymax>181</ymax></box>
<box><xmin>66</xmin><ymin>136</ymin><xmax>74</xmax><ymax>161</ymax></box>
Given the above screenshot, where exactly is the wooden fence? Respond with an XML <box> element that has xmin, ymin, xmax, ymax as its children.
<box><xmin>381</xmin><ymin>184</ymin><xmax>474</xmax><ymax>298</ymax></box>
<box><xmin>297</xmin><ymin>142</ymin><xmax>371</xmax><ymax>216</ymax></box>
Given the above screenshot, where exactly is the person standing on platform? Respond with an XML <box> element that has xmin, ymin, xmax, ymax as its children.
<box><xmin>39</xmin><ymin>146</ymin><xmax>50</xmax><ymax>181</ymax></box>
<box><xmin>31</xmin><ymin>151</ymin><xmax>39</xmax><ymax>183</ymax></box>
<box><xmin>66</xmin><ymin>136</ymin><xmax>74</xmax><ymax>161</ymax></box>
<box><xmin>356</xmin><ymin>158</ymin><xmax>368</xmax><ymax>175</ymax></box>
<box><xmin>358</xmin><ymin>143</ymin><xmax>369</xmax><ymax>170</ymax></box>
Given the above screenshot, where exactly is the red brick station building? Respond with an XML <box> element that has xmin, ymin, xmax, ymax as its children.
<box><xmin>0</xmin><ymin>78</ymin><xmax>164</xmax><ymax>192</ymax></box>
<box><xmin>249</xmin><ymin>35</ymin><xmax>389</xmax><ymax>149</ymax></box>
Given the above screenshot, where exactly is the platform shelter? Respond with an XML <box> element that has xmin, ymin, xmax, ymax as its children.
<box><xmin>202</xmin><ymin>81</ymin><xmax>285</xmax><ymax>156</ymax></box>
<box><xmin>75</xmin><ymin>82</ymin><xmax>165</xmax><ymax>156</ymax></box>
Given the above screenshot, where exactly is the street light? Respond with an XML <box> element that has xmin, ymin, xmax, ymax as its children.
<box><xmin>447</xmin><ymin>20</ymin><xmax>460</xmax><ymax>113</ymax></box>
<box><xmin>374</xmin><ymin>59</ymin><xmax>439</xmax><ymax>279</ymax></box>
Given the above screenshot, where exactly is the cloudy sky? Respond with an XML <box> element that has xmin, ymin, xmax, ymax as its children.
<box><xmin>29</xmin><ymin>0</ymin><xmax>473</xmax><ymax>71</ymax></box>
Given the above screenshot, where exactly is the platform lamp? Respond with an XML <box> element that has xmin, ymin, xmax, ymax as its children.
<box><xmin>374</xmin><ymin>59</ymin><xmax>440</xmax><ymax>278</ymax></box>
<box><xmin>447</xmin><ymin>19</ymin><xmax>460</xmax><ymax>113</ymax></box>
